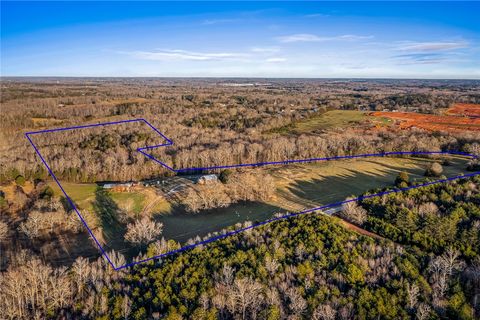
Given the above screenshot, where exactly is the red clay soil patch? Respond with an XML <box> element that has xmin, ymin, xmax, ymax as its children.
<box><xmin>338</xmin><ymin>219</ymin><xmax>384</xmax><ymax>240</ymax></box>
<box><xmin>445</xmin><ymin>103</ymin><xmax>480</xmax><ymax>118</ymax></box>
<box><xmin>371</xmin><ymin>111</ymin><xmax>480</xmax><ymax>132</ymax></box>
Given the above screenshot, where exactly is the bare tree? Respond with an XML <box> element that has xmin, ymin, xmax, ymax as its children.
<box><xmin>71</xmin><ymin>257</ymin><xmax>90</xmax><ymax>299</ymax></box>
<box><xmin>0</xmin><ymin>259</ymin><xmax>73</xmax><ymax>319</ymax></box>
<box><xmin>148</xmin><ymin>237</ymin><xmax>179</xmax><ymax>256</ymax></box>
<box><xmin>18</xmin><ymin>214</ymin><xmax>41</xmax><ymax>239</ymax></box>
<box><xmin>468</xmin><ymin>142</ymin><xmax>480</xmax><ymax>157</ymax></box>
<box><xmin>228</xmin><ymin>277</ymin><xmax>263</xmax><ymax>320</ymax></box>
<box><xmin>286</xmin><ymin>287</ymin><xmax>307</xmax><ymax>316</ymax></box>
<box><xmin>416</xmin><ymin>303</ymin><xmax>431</xmax><ymax>320</ymax></box>
<box><xmin>440</xmin><ymin>247</ymin><xmax>465</xmax><ymax>276</ymax></box>
<box><xmin>265</xmin><ymin>255</ymin><xmax>279</xmax><ymax>276</ymax></box>
<box><xmin>220</xmin><ymin>264</ymin><xmax>235</xmax><ymax>286</ymax></box>
<box><xmin>429</xmin><ymin>257</ymin><xmax>449</xmax><ymax>304</ymax></box>
<box><xmin>0</xmin><ymin>221</ymin><xmax>8</xmax><ymax>241</ymax></box>
<box><xmin>425</xmin><ymin>162</ymin><xmax>443</xmax><ymax>177</ymax></box>
<box><xmin>124</xmin><ymin>217</ymin><xmax>163</xmax><ymax>245</ymax></box>
<box><xmin>428</xmin><ymin>248</ymin><xmax>464</xmax><ymax>307</ymax></box>
<box><xmin>406</xmin><ymin>282</ymin><xmax>419</xmax><ymax>309</ymax></box>
<box><xmin>312</xmin><ymin>303</ymin><xmax>336</xmax><ymax>320</ymax></box>
<box><xmin>121</xmin><ymin>295</ymin><xmax>132</xmax><ymax>320</ymax></box>
<box><xmin>417</xmin><ymin>202</ymin><xmax>439</xmax><ymax>217</ymax></box>
<box><xmin>341</xmin><ymin>199</ymin><xmax>367</xmax><ymax>225</ymax></box>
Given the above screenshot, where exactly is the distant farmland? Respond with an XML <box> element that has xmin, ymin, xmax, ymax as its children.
<box><xmin>445</xmin><ymin>103</ymin><xmax>480</xmax><ymax>118</ymax></box>
<box><xmin>371</xmin><ymin>111</ymin><xmax>480</xmax><ymax>132</ymax></box>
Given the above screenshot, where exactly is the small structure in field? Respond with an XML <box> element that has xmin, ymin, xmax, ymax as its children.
<box><xmin>197</xmin><ymin>174</ymin><xmax>218</xmax><ymax>185</ymax></box>
<box><xmin>102</xmin><ymin>182</ymin><xmax>136</xmax><ymax>192</ymax></box>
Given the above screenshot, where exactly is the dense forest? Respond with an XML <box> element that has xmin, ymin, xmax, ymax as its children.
<box><xmin>1</xmin><ymin>176</ymin><xmax>479</xmax><ymax>319</ymax></box>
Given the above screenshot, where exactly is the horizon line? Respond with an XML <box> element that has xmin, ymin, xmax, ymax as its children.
<box><xmin>2</xmin><ymin>76</ymin><xmax>480</xmax><ymax>81</ymax></box>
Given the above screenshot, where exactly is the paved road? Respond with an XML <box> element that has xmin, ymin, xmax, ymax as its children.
<box><xmin>321</xmin><ymin>206</ymin><xmax>342</xmax><ymax>215</ymax></box>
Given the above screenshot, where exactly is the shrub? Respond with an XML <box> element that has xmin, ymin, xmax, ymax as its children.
<box><xmin>40</xmin><ymin>186</ymin><xmax>54</xmax><ymax>199</ymax></box>
<box><xmin>395</xmin><ymin>171</ymin><xmax>409</xmax><ymax>187</ymax></box>
<box><xmin>15</xmin><ymin>175</ymin><xmax>26</xmax><ymax>186</ymax></box>
<box><xmin>219</xmin><ymin>169</ymin><xmax>233</xmax><ymax>184</ymax></box>
<box><xmin>425</xmin><ymin>162</ymin><xmax>443</xmax><ymax>177</ymax></box>
<box><xmin>398</xmin><ymin>181</ymin><xmax>408</xmax><ymax>189</ymax></box>
<box><xmin>466</xmin><ymin>160</ymin><xmax>480</xmax><ymax>171</ymax></box>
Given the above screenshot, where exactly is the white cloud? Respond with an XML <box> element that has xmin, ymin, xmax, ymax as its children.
<box><xmin>396</xmin><ymin>41</ymin><xmax>468</xmax><ymax>52</ymax></box>
<box><xmin>277</xmin><ymin>33</ymin><xmax>373</xmax><ymax>43</ymax></box>
<box><xmin>266</xmin><ymin>57</ymin><xmax>287</xmax><ymax>63</ymax></box>
<box><xmin>389</xmin><ymin>40</ymin><xmax>470</xmax><ymax>65</ymax></box>
<box><xmin>393</xmin><ymin>53</ymin><xmax>446</xmax><ymax>65</ymax></box>
<box><xmin>121</xmin><ymin>49</ymin><xmax>248</xmax><ymax>61</ymax></box>
<box><xmin>277</xmin><ymin>34</ymin><xmax>323</xmax><ymax>43</ymax></box>
<box><xmin>250</xmin><ymin>47</ymin><xmax>280</xmax><ymax>53</ymax></box>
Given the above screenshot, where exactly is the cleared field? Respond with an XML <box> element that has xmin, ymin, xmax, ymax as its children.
<box><xmin>445</xmin><ymin>103</ymin><xmax>480</xmax><ymax>118</ymax></box>
<box><xmin>267</xmin><ymin>110</ymin><xmax>395</xmax><ymax>135</ymax></box>
<box><xmin>292</xmin><ymin>110</ymin><xmax>366</xmax><ymax>133</ymax></box>
<box><xmin>45</xmin><ymin>182</ymin><xmax>171</xmax><ymax>257</ymax></box>
<box><xmin>48</xmin><ymin>182</ymin><xmax>97</xmax><ymax>212</ymax></box>
<box><xmin>372</xmin><ymin>111</ymin><xmax>480</xmax><ymax>132</ymax></box>
<box><xmin>157</xmin><ymin>155</ymin><xmax>469</xmax><ymax>243</ymax></box>
<box><xmin>268</xmin><ymin>110</ymin><xmax>367</xmax><ymax>134</ymax></box>
<box><xmin>268</xmin><ymin>155</ymin><xmax>468</xmax><ymax>211</ymax></box>
<box><xmin>48</xmin><ymin>182</ymin><xmax>171</xmax><ymax>226</ymax></box>
<box><xmin>109</xmin><ymin>191</ymin><xmax>145</xmax><ymax>215</ymax></box>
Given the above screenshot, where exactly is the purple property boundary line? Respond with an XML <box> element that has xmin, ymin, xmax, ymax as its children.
<box><xmin>25</xmin><ymin>118</ymin><xmax>480</xmax><ymax>270</ymax></box>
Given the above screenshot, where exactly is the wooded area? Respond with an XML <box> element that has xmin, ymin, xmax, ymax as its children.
<box><xmin>1</xmin><ymin>78</ymin><xmax>479</xmax><ymax>319</ymax></box>
<box><xmin>1</xmin><ymin>176</ymin><xmax>479</xmax><ymax>319</ymax></box>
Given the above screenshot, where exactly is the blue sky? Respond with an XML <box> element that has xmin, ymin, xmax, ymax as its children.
<box><xmin>1</xmin><ymin>1</ymin><xmax>479</xmax><ymax>78</ymax></box>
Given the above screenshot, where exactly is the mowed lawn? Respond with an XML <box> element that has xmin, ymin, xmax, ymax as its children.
<box><xmin>267</xmin><ymin>156</ymin><xmax>469</xmax><ymax>211</ymax></box>
<box><xmin>108</xmin><ymin>191</ymin><xmax>145</xmax><ymax>215</ymax></box>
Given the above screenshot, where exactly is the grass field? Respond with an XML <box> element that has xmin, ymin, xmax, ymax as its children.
<box><xmin>109</xmin><ymin>191</ymin><xmax>146</xmax><ymax>215</ymax></box>
<box><xmin>293</xmin><ymin>110</ymin><xmax>366</xmax><ymax>133</ymax></box>
<box><xmin>267</xmin><ymin>110</ymin><xmax>389</xmax><ymax>135</ymax></box>
<box><xmin>48</xmin><ymin>182</ymin><xmax>97</xmax><ymax>211</ymax></box>
<box><xmin>267</xmin><ymin>155</ymin><xmax>468</xmax><ymax>211</ymax></box>
<box><xmin>157</xmin><ymin>155</ymin><xmax>469</xmax><ymax>244</ymax></box>
<box><xmin>48</xmin><ymin>181</ymin><xmax>171</xmax><ymax>217</ymax></box>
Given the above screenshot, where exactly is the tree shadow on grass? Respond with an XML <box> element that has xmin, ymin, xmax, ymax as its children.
<box><xmin>155</xmin><ymin>201</ymin><xmax>285</xmax><ymax>244</ymax></box>
<box><xmin>286</xmin><ymin>164</ymin><xmax>402</xmax><ymax>206</ymax></box>
<box><xmin>93</xmin><ymin>187</ymin><xmax>128</xmax><ymax>252</ymax></box>
<box><xmin>286</xmin><ymin>157</ymin><xmax>467</xmax><ymax>207</ymax></box>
